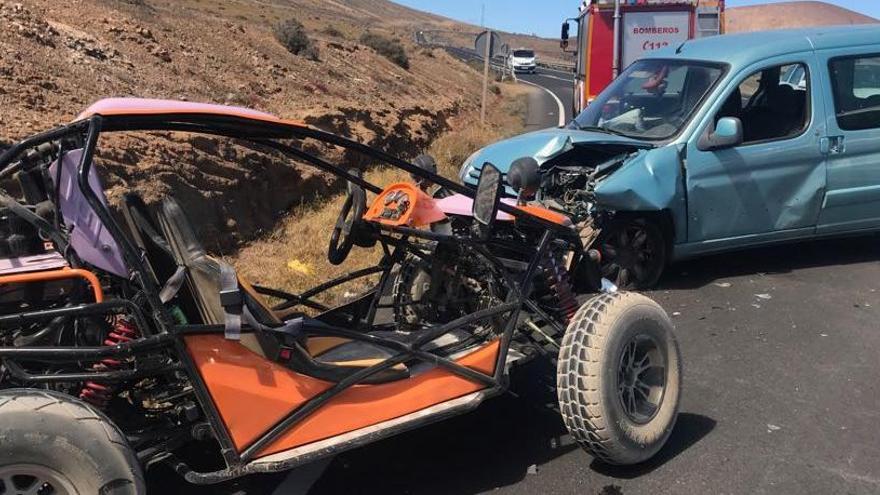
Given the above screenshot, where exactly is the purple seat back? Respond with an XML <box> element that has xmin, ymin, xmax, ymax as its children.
<box><xmin>50</xmin><ymin>149</ymin><xmax>128</xmax><ymax>278</ymax></box>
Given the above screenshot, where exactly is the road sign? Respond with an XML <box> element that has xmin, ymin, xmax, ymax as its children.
<box><xmin>474</xmin><ymin>30</ymin><xmax>502</xmax><ymax>59</ymax></box>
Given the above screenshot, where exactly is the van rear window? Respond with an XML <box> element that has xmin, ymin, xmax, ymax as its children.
<box><xmin>829</xmin><ymin>54</ymin><xmax>880</xmax><ymax>131</ymax></box>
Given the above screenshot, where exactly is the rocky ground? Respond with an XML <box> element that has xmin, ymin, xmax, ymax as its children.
<box><xmin>0</xmin><ymin>0</ymin><xmax>494</xmax><ymax>249</ymax></box>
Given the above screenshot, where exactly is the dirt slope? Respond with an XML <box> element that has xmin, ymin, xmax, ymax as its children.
<box><xmin>727</xmin><ymin>1</ymin><xmax>877</xmax><ymax>32</ymax></box>
<box><xmin>0</xmin><ymin>0</ymin><xmax>495</xmax><ymax>249</ymax></box>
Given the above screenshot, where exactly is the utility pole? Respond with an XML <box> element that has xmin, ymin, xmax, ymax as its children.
<box><xmin>611</xmin><ymin>0</ymin><xmax>621</xmax><ymax>78</ymax></box>
<box><xmin>481</xmin><ymin>29</ymin><xmax>491</xmax><ymax>124</ymax></box>
<box><xmin>480</xmin><ymin>3</ymin><xmax>489</xmax><ymax>124</ymax></box>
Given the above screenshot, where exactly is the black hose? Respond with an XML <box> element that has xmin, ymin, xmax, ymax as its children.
<box><xmin>13</xmin><ymin>316</ymin><xmax>67</xmax><ymax>347</ymax></box>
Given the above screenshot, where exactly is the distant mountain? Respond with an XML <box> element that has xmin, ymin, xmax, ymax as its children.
<box><xmin>727</xmin><ymin>1</ymin><xmax>878</xmax><ymax>32</ymax></box>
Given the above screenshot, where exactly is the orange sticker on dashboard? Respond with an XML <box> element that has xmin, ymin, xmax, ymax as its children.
<box><xmin>364</xmin><ymin>183</ymin><xmax>446</xmax><ymax>227</ymax></box>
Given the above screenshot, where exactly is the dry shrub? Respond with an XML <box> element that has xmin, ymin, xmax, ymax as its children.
<box><xmin>360</xmin><ymin>32</ymin><xmax>409</xmax><ymax>69</ymax></box>
<box><xmin>274</xmin><ymin>18</ymin><xmax>319</xmax><ymax>61</ymax></box>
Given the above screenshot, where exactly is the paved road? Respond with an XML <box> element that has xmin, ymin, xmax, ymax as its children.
<box><xmin>517</xmin><ymin>68</ymin><xmax>575</xmax><ymax>128</ymax></box>
<box><xmin>306</xmin><ymin>236</ymin><xmax>880</xmax><ymax>494</ymax></box>
<box><xmin>440</xmin><ymin>45</ymin><xmax>574</xmax><ymax>129</ymax></box>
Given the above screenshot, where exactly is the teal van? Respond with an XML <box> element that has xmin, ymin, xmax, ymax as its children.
<box><xmin>460</xmin><ymin>26</ymin><xmax>880</xmax><ymax>288</ymax></box>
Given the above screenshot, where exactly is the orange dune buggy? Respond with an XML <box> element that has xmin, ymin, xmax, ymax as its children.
<box><xmin>0</xmin><ymin>98</ymin><xmax>681</xmax><ymax>493</ymax></box>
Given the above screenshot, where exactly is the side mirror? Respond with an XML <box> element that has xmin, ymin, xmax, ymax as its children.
<box><xmin>411</xmin><ymin>153</ymin><xmax>437</xmax><ymax>191</ymax></box>
<box><xmin>698</xmin><ymin>117</ymin><xmax>743</xmax><ymax>151</ymax></box>
<box><xmin>473</xmin><ymin>162</ymin><xmax>503</xmax><ymax>228</ymax></box>
<box><xmin>560</xmin><ymin>21</ymin><xmax>570</xmax><ymax>50</ymax></box>
<box><xmin>507</xmin><ymin>156</ymin><xmax>540</xmax><ymax>204</ymax></box>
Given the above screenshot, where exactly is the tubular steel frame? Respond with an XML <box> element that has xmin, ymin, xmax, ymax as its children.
<box><xmin>0</xmin><ymin>112</ymin><xmax>579</xmax><ymax>479</ymax></box>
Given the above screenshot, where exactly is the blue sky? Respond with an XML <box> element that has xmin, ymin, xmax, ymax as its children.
<box><xmin>391</xmin><ymin>1</ymin><xmax>879</xmax><ymax>38</ymax></box>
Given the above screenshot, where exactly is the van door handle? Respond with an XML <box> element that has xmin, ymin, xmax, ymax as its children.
<box><xmin>820</xmin><ymin>136</ymin><xmax>846</xmax><ymax>155</ymax></box>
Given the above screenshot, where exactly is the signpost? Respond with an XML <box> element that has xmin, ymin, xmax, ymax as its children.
<box><xmin>475</xmin><ymin>30</ymin><xmax>501</xmax><ymax>124</ymax></box>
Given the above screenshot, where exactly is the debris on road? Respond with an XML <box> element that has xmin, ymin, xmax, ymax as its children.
<box><xmin>755</xmin><ymin>293</ymin><xmax>772</xmax><ymax>300</ymax></box>
<box><xmin>714</xmin><ymin>282</ymin><xmax>731</xmax><ymax>288</ymax></box>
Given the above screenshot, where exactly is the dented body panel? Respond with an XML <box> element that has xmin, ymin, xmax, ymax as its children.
<box><xmin>592</xmin><ymin>145</ymin><xmax>688</xmax><ymax>244</ymax></box>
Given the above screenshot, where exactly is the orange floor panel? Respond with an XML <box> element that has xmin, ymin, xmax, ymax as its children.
<box><xmin>184</xmin><ymin>334</ymin><xmax>499</xmax><ymax>457</ymax></box>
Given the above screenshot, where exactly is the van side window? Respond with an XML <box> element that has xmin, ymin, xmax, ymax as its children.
<box><xmin>716</xmin><ymin>63</ymin><xmax>810</xmax><ymax>144</ymax></box>
<box><xmin>829</xmin><ymin>54</ymin><xmax>880</xmax><ymax>131</ymax></box>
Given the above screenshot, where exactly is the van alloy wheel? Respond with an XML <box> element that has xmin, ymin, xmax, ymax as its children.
<box><xmin>599</xmin><ymin>218</ymin><xmax>666</xmax><ymax>289</ymax></box>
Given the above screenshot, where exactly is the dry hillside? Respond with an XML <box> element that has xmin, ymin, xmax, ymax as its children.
<box><xmin>0</xmin><ymin>0</ymin><xmax>506</xmax><ymax>249</ymax></box>
<box><xmin>727</xmin><ymin>1</ymin><xmax>877</xmax><ymax>32</ymax></box>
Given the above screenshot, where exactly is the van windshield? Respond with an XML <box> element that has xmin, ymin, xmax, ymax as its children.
<box><xmin>513</xmin><ymin>50</ymin><xmax>534</xmax><ymax>58</ymax></box>
<box><xmin>572</xmin><ymin>59</ymin><xmax>725</xmax><ymax>140</ymax></box>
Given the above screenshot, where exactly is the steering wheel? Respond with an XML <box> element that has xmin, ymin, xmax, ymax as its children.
<box><xmin>327</xmin><ymin>183</ymin><xmax>367</xmax><ymax>266</ymax></box>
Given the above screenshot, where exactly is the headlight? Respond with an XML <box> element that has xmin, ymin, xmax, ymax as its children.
<box><xmin>458</xmin><ymin>149</ymin><xmax>482</xmax><ymax>182</ymax></box>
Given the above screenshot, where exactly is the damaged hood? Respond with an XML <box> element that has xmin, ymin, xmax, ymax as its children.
<box><xmin>458</xmin><ymin>128</ymin><xmax>649</xmax><ymax>187</ymax></box>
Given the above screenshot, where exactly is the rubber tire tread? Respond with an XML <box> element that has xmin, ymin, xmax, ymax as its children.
<box><xmin>556</xmin><ymin>292</ymin><xmax>681</xmax><ymax>465</ymax></box>
<box><xmin>0</xmin><ymin>388</ymin><xmax>146</xmax><ymax>495</ymax></box>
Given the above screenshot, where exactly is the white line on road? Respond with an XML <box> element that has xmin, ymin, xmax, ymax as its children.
<box><xmin>519</xmin><ymin>79</ymin><xmax>567</xmax><ymax>127</ymax></box>
<box><xmin>539</xmin><ymin>66</ymin><xmax>575</xmax><ymax>78</ymax></box>
<box><xmin>533</xmin><ymin>72</ymin><xmax>574</xmax><ymax>83</ymax></box>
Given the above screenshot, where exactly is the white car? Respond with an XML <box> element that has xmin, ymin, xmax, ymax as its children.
<box><xmin>510</xmin><ymin>49</ymin><xmax>536</xmax><ymax>73</ymax></box>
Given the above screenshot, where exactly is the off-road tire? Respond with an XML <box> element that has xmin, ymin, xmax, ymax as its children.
<box><xmin>556</xmin><ymin>292</ymin><xmax>681</xmax><ymax>465</ymax></box>
<box><xmin>0</xmin><ymin>389</ymin><xmax>145</xmax><ymax>494</ymax></box>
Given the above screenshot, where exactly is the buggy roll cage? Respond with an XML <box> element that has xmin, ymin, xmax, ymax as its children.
<box><xmin>0</xmin><ymin>104</ymin><xmax>582</xmax><ymax>481</ymax></box>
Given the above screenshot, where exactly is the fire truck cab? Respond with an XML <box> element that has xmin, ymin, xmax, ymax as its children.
<box><xmin>562</xmin><ymin>0</ymin><xmax>725</xmax><ymax>115</ymax></box>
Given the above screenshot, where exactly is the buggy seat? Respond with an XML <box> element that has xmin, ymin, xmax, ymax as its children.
<box><xmin>121</xmin><ymin>194</ymin><xmax>410</xmax><ymax>383</ymax></box>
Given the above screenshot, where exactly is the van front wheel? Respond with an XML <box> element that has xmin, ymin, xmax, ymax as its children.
<box><xmin>597</xmin><ymin>217</ymin><xmax>666</xmax><ymax>289</ymax></box>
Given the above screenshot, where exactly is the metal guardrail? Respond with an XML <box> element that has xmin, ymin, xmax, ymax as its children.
<box><xmin>537</xmin><ymin>61</ymin><xmax>575</xmax><ymax>73</ymax></box>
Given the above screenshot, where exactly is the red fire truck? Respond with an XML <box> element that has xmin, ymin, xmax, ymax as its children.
<box><xmin>562</xmin><ymin>0</ymin><xmax>725</xmax><ymax>114</ymax></box>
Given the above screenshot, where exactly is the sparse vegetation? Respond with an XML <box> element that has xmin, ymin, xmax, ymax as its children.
<box><xmin>359</xmin><ymin>32</ymin><xmax>409</xmax><ymax>69</ymax></box>
<box><xmin>274</xmin><ymin>18</ymin><xmax>319</xmax><ymax>61</ymax></box>
<box><xmin>322</xmin><ymin>25</ymin><xmax>344</xmax><ymax>38</ymax></box>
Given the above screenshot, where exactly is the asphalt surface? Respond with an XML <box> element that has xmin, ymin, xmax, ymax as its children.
<box><xmin>149</xmin><ymin>66</ymin><xmax>880</xmax><ymax>495</ymax></box>
<box><xmin>516</xmin><ymin>68</ymin><xmax>575</xmax><ymax>127</ymax></box>
<box><xmin>304</xmin><ymin>236</ymin><xmax>880</xmax><ymax>495</ymax></box>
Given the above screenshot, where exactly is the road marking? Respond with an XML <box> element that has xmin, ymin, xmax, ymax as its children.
<box><xmin>534</xmin><ymin>72</ymin><xmax>574</xmax><ymax>83</ymax></box>
<box><xmin>539</xmin><ymin>67</ymin><xmax>576</xmax><ymax>78</ymax></box>
<box><xmin>519</xmin><ymin>79</ymin><xmax>567</xmax><ymax>127</ymax></box>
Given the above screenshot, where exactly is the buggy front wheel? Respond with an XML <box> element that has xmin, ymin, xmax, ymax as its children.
<box><xmin>556</xmin><ymin>292</ymin><xmax>681</xmax><ymax>465</ymax></box>
<box><xmin>0</xmin><ymin>389</ymin><xmax>145</xmax><ymax>494</ymax></box>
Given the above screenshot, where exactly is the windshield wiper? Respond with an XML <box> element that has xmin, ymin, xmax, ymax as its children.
<box><xmin>576</xmin><ymin>125</ymin><xmax>631</xmax><ymax>137</ymax></box>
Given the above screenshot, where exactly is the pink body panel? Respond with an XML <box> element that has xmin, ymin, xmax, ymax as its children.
<box><xmin>75</xmin><ymin>98</ymin><xmax>300</xmax><ymax>126</ymax></box>
<box><xmin>435</xmin><ymin>194</ymin><xmax>517</xmax><ymax>221</ymax></box>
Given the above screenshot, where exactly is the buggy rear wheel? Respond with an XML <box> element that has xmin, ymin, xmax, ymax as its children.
<box><xmin>556</xmin><ymin>292</ymin><xmax>681</xmax><ymax>465</ymax></box>
<box><xmin>0</xmin><ymin>389</ymin><xmax>145</xmax><ymax>495</ymax></box>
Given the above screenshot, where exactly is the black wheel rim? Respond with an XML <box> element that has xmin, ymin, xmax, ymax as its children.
<box><xmin>601</xmin><ymin>224</ymin><xmax>660</xmax><ymax>287</ymax></box>
<box><xmin>616</xmin><ymin>333</ymin><xmax>666</xmax><ymax>424</ymax></box>
<box><xmin>0</xmin><ymin>465</ymin><xmax>76</xmax><ymax>495</ymax></box>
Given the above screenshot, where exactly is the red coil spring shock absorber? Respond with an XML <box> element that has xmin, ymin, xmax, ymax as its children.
<box><xmin>79</xmin><ymin>318</ymin><xmax>140</xmax><ymax>410</ymax></box>
<box><xmin>543</xmin><ymin>255</ymin><xmax>579</xmax><ymax>323</ymax></box>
